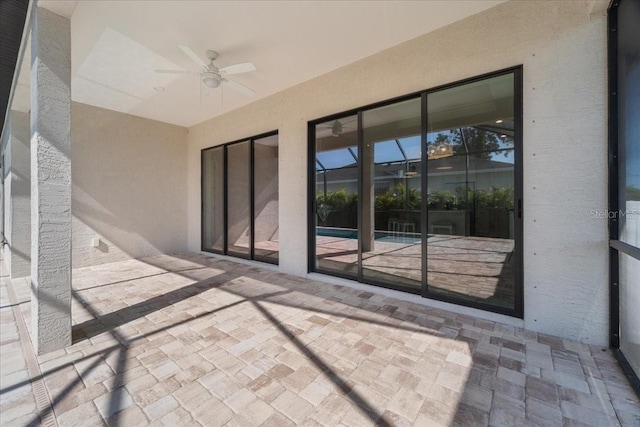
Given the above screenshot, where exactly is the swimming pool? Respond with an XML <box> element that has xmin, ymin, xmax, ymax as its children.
<box><xmin>316</xmin><ymin>227</ymin><xmax>422</xmax><ymax>244</ymax></box>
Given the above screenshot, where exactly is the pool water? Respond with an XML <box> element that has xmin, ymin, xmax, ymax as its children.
<box><xmin>316</xmin><ymin>227</ymin><xmax>422</xmax><ymax>244</ymax></box>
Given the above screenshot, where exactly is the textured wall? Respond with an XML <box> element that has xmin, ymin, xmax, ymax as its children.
<box><xmin>72</xmin><ymin>102</ymin><xmax>188</xmax><ymax>268</ymax></box>
<box><xmin>187</xmin><ymin>1</ymin><xmax>609</xmax><ymax>344</ymax></box>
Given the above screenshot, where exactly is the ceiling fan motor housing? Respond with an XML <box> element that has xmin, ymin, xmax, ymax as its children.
<box><xmin>331</xmin><ymin>120</ymin><xmax>343</xmax><ymax>136</ymax></box>
<box><xmin>206</xmin><ymin>50</ymin><xmax>219</xmax><ymax>61</ymax></box>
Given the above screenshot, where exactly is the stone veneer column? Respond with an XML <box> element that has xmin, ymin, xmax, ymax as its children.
<box><xmin>5</xmin><ymin>111</ymin><xmax>31</xmax><ymax>278</ymax></box>
<box><xmin>30</xmin><ymin>7</ymin><xmax>72</xmax><ymax>354</ymax></box>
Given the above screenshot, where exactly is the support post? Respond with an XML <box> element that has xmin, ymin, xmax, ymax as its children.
<box><xmin>30</xmin><ymin>7</ymin><xmax>72</xmax><ymax>354</ymax></box>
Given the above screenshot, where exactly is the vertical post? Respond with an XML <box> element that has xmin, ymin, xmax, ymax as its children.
<box><xmin>607</xmin><ymin>1</ymin><xmax>620</xmax><ymax>349</ymax></box>
<box><xmin>30</xmin><ymin>7</ymin><xmax>72</xmax><ymax>354</ymax></box>
<box><xmin>421</xmin><ymin>92</ymin><xmax>428</xmax><ymax>296</ymax></box>
<box><xmin>250</xmin><ymin>138</ymin><xmax>255</xmax><ymax>260</ymax></box>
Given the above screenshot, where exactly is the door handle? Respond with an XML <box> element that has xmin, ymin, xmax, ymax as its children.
<box><xmin>518</xmin><ymin>199</ymin><xmax>522</xmax><ymax>219</ymax></box>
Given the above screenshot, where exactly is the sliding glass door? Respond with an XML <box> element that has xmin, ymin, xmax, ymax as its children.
<box><xmin>202</xmin><ymin>132</ymin><xmax>279</xmax><ymax>264</ymax></box>
<box><xmin>426</xmin><ymin>73</ymin><xmax>517</xmax><ymax>310</ymax></box>
<box><xmin>313</xmin><ymin>115</ymin><xmax>359</xmax><ymax>278</ymax></box>
<box><xmin>227</xmin><ymin>141</ymin><xmax>251</xmax><ymax>257</ymax></box>
<box><xmin>202</xmin><ymin>147</ymin><xmax>225</xmax><ymax>252</ymax></box>
<box><xmin>609</xmin><ymin>0</ymin><xmax>640</xmax><ymax>387</ymax></box>
<box><xmin>254</xmin><ymin>134</ymin><xmax>279</xmax><ymax>263</ymax></box>
<box><xmin>309</xmin><ymin>69</ymin><xmax>522</xmax><ymax>316</ymax></box>
<box><xmin>361</xmin><ymin>98</ymin><xmax>422</xmax><ymax>290</ymax></box>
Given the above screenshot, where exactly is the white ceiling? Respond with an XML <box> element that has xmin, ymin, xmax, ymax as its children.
<box><xmin>17</xmin><ymin>0</ymin><xmax>507</xmax><ymax>128</ymax></box>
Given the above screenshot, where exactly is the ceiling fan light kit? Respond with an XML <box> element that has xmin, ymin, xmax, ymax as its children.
<box><xmin>202</xmin><ymin>71</ymin><xmax>221</xmax><ymax>88</ymax></box>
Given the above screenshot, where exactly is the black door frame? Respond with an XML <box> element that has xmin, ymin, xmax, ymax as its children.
<box><xmin>201</xmin><ymin>130</ymin><xmax>279</xmax><ymax>265</ymax></box>
<box><xmin>607</xmin><ymin>0</ymin><xmax>640</xmax><ymax>397</ymax></box>
<box><xmin>308</xmin><ymin>66</ymin><xmax>524</xmax><ymax>318</ymax></box>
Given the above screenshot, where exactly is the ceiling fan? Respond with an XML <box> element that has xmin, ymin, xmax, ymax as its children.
<box><xmin>319</xmin><ymin>119</ymin><xmax>356</xmax><ymax>137</ymax></box>
<box><xmin>155</xmin><ymin>46</ymin><xmax>256</xmax><ymax>96</ymax></box>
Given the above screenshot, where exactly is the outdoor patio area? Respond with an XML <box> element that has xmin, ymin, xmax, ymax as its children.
<box><xmin>316</xmin><ymin>235</ymin><xmax>514</xmax><ymax>308</ymax></box>
<box><xmin>1</xmin><ymin>253</ymin><xmax>638</xmax><ymax>426</ymax></box>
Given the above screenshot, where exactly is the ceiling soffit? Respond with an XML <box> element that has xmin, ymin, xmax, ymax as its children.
<box><xmin>21</xmin><ymin>1</ymin><xmax>507</xmax><ymax>128</ymax></box>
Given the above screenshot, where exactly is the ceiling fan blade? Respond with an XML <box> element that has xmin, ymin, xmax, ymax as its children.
<box><xmin>225</xmin><ymin>79</ymin><xmax>255</xmax><ymax>96</ymax></box>
<box><xmin>154</xmin><ymin>69</ymin><xmax>197</xmax><ymax>74</ymax></box>
<box><xmin>219</xmin><ymin>62</ymin><xmax>256</xmax><ymax>75</ymax></box>
<box><xmin>179</xmin><ymin>45</ymin><xmax>207</xmax><ymax>68</ymax></box>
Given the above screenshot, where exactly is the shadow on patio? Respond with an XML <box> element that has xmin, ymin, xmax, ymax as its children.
<box><xmin>2</xmin><ymin>253</ymin><xmax>638</xmax><ymax>426</ymax></box>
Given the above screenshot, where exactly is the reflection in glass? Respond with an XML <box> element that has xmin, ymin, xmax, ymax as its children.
<box><xmin>616</xmin><ymin>0</ymin><xmax>640</xmax><ymax>378</ymax></box>
<box><xmin>202</xmin><ymin>147</ymin><xmax>224</xmax><ymax>252</ymax></box>
<box><xmin>254</xmin><ymin>135</ymin><xmax>279</xmax><ymax>262</ymax></box>
<box><xmin>618</xmin><ymin>0</ymin><xmax>640</xmax><ymax>247</ymax></box>
<box><xmin>427</xmin><ymin>73</ymin><xmax>516</xmax><ymax>309</ymax></box>
<box><xmin>314</xmin><ymin>115</ymin><xmax>359</xmax><ymax>278</ymax></box>
<box><xmin>362</xmin><ymin>98</ymin><xmax>422</xmax><ymax>289</ymax></box>
<box><xmin>227</xmin><ymin>141</ymin><xmax>251</xmax><ymax>256</ymax></box>
<box><xmin>309</xmin><ymin>71</ymin><xmax>519</xmax><ymax>313</ymax></box>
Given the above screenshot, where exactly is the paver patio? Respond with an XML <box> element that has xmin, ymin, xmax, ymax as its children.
<box><xmin>1</xmin><ymin>253</ymin><xmax>639</xmax><ymax>426</ymax></box>
<box><xmin>316</xmin><ymin>234</ymin><xmax>514</xmax><ymax>308</ymax></box>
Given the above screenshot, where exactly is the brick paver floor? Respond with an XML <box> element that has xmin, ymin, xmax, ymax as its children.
<box><xmin>315</xmin><ymin>235</ymin><xmax>515</xmax><ymax>308</ymax></box>
<box><xmin>1</xmin><ymin>253</ymin><xmax>639</xmax><ymax>426</ymax></box>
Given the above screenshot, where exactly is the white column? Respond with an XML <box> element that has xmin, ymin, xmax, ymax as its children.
<box><xmin>4</xmin><ymin>111</ymin><xmax>31</xmax><ymax>278</ymax></box>
<box><xmin>30</xmin><ymin>7</ymin><xmax>72</xmax><ymax>354</ymax></box>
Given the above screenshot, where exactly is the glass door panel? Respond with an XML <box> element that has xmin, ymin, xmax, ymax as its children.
<box><xmin>254</xmin><ymin>134</ymin><xmax>279</xmax><ymax>262</ymax></box>
<box><xmin>227</xmin><ymin>141</ymin><xmax>251</xmax><ymax>257</ymax></box>
<box><xmin>314</xmin><ymin>115</ymin><xmax>359</xmax><ymax>278</ymax></box>
<box><xmin>361</xmin><ymin>98</ymin><xmax>422</xmax><ymax>289</ymax></box>
<box><xmin>202</xmin><ymin>147</ymin><xmax>224</xmax><ymax>252</ymax></box>
<box><xmin>426</xmin><ymin>73</ymin><xmax>516</xmax><ymax>309</ymax></box>
<box><xmin>308</xmin><ymin>70</ymin><xmax>521</xmax><ymax>316</ymax></box>
<box><xmin>620</xmin><ymin>253</ymin><xmax>640</xmax><ymax>376</ymax></box>
<box><xmin>616</xmin><ymin>0</ymin><xmax>640</xmax><ymax>380</ymax></box>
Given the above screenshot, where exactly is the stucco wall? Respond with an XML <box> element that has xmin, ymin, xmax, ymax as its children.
<box><xmin>187</xmin><ymin>1</ymin><xmax>609</xmax><ymax>344</ymax></box>
<box><xmin>72</xmin><ymin>102</ymin><xmax>188</xmax><ymax>268</ymax></box>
